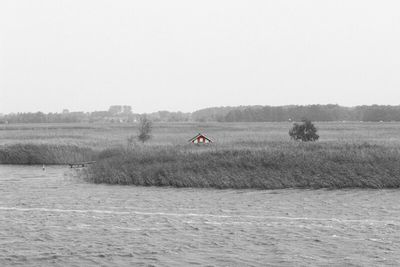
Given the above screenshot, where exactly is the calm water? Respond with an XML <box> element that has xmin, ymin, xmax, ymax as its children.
<box><xmin>0</xmin><ymin>165</ymin><xmax>399</xmax><ymax>266</ymax></box>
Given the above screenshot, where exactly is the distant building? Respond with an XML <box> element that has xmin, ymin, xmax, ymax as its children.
<box><xmin>189</xmin><ymin>133</ymin><xmax>212</xmax><ymax>144</ymax></box>
<box><xmin>108</xmin><ymin>105</ymin><xmax>133</xmax><ymax>115</ymax></box>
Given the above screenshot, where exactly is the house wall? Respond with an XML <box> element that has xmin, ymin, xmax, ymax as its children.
<box><xmin>191</xmin><ymin>135</ymin><xmax>211</xmax><ymax>144</ymax></box>
<box><xmin>193</xmin><ymin>137</ymin><xmax>210</xmax><ymax>144</ymax></box>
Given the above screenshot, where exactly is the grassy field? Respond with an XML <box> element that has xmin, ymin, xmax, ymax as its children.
<box><xmin>1</xmin><ymin>122</ymin><xmax>400</xmax><ymax>189</ymax></box>
<box><xmin>2</xmin><ymin>121</ymin><xmax>400</xmax><ymax>147</ymax></box>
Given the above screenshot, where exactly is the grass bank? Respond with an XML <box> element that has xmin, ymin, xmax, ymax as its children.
<box><xmin>83</xmin><ymin>142</ymin><xmax>400</xmax><ymax>189</ymax></box>
<box><xmin>0</xmin><ymin>144</ymin><xmax>95</xmax><ymax>165</ymax></box>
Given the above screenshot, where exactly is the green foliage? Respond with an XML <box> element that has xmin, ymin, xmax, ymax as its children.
<box><xmin>289</xmin><ymin>120</ymin><xmax>319</xmax><ymax>142</ymax></box>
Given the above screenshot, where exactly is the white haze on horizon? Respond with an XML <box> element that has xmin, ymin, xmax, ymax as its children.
<box><xmin>1</xmin><ymin>0</ymin><xmax>400</xmax><ymax>114</ymax></box>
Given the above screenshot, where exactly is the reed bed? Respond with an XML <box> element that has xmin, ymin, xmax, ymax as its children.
<box><xmin>0</xmin><ymin>144</ymin><xmax>95</xmax><ymax>165</ymax></box>
<box><xmin>83</xmin><ymin>142</ymin><xmax>400</xmax><ymax>189</ymax></box>
<box><xmin>2</xmin><ymin>122</ymin><xmax>400</xmax><ymax>189</ymax></box>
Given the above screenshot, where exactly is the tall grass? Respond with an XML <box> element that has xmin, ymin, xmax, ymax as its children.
<box><xmin>2</xmin><ymin>122</ymin><xmax>400</xmax><ymax>189</ymax></box>
<box><xmin>0</xmin><ymin>144</ymin><xmax>95</xmax><ymax>165</ymax></box>
<box><xmin>83</xmin><ymin>142</ymin><xmax>400</xmax><ymax>189</ymax></box>
<box><xmin>3</xmin><ymin>122</ymin><xmax>400</xmax><ymax>148</ymax></box>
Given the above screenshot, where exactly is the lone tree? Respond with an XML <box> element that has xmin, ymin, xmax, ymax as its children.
<box><xmin>289</xmin><ymin>119</ymin><xmax>319</xmax><ymax>142</ymax></box>
<box><xmin>137</xmin><ymin>115</ymin><xmax>152</xmax><ymax>143</ymax></box>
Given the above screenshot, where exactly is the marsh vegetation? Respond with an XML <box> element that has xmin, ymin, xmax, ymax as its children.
<box><xmin>1</xmin><ymin>122</ymin><xmax>400</xmax><ymax>189</ymax></box>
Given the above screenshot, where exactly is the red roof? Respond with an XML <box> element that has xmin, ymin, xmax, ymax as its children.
<box><xmin>188</xmin><ymin>133</ymin><xmax>212</xmax><ymax>143</ymax></box>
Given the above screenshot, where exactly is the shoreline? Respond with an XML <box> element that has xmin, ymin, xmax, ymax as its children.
<box><xmin>1</xmin><ymin>137</ymin><xmax>400</xmax><ymax>190</ymax></box>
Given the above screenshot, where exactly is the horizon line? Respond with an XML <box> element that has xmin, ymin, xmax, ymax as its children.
<box><xmin>2</xmin><ymin>103</ymin><xmax>400</xmax><ymax>115</ymax></box>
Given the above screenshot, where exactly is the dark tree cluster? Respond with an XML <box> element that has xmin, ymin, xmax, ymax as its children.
<box><xmin>289</xmin><ymin>120</ymin><xmax>319</xmax><ymax>142</ymax></box>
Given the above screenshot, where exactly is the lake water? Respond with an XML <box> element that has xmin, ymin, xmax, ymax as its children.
<box><xmin>0</xmin><ymin>165</ymin><xmax>399</xmax><ymax>266</ymax></box>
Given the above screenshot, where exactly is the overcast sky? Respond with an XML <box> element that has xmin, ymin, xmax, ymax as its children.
<box><xmin>1</xmin><ymin>1</ymin><xmax>399</xmax><ymax>113</ymax></box>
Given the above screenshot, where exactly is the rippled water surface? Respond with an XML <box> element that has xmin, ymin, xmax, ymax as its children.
<box><xmin>0</xmin><ymin>165</ymin><xmax>400</xmax><ymax>266</ymax></box>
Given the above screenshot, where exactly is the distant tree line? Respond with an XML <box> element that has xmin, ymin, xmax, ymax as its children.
<box><xmin>0</xmin><ymin>112</ymin><xmax>88</xmax><ymax>124</ymax></box>
<box><xmin>192</xmin><ymin>105</ymin><xmax>400</xmax><ymax>122</ymax></box>
<box><xmin>2</xmin><ymin>104</ymin><xmax>400</xmax><ymax>124</ymax></box>
<box><xmin>0</xmin><ymin>105</ymin><xmax>190</xmax><ymax>124</ymax></box>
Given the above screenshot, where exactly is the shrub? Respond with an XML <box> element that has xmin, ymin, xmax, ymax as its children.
<box><xmin>137</xmin><ymin>115</ymin><xmax>152</xmax><ymax>143</ymax></box>
<box><xmin>289</xmin><ymin>119</ymin><xmax>319</xmax><ymax>141</ymax></box>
